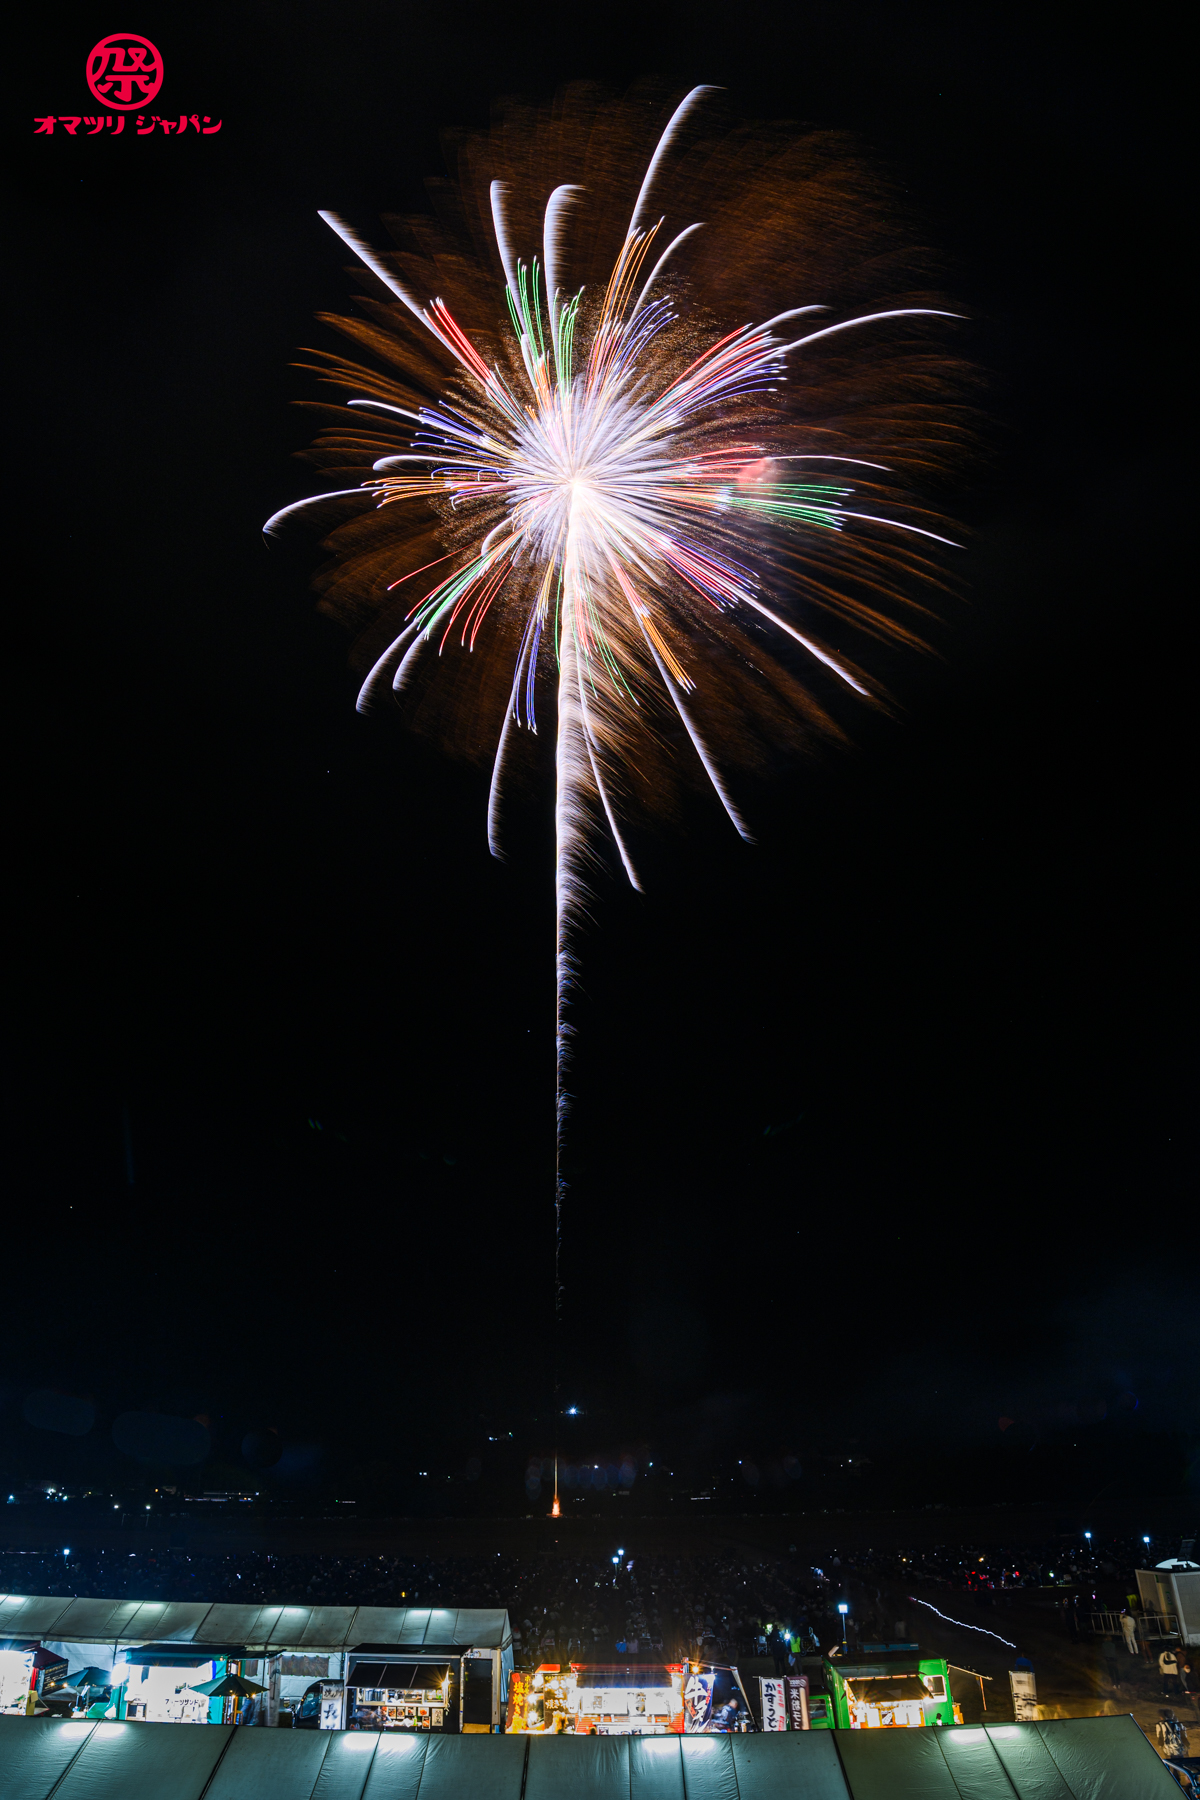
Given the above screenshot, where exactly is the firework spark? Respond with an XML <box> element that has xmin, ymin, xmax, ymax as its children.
<box><xmin>265</xmin><ymin>86</ymin><xmax>966</xmax><ymax>1308</ymax></box>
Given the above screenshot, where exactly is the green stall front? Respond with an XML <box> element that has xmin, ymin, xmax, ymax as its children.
<box><xmin>0</xmin><ymin>1712</ymin><xmax>1179</xmax><ymax>1798</ymax></box>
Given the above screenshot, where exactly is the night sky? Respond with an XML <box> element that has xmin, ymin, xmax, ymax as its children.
<box><xmin>11</xmin><ymin>4</ymin><xmax>1191</xmax><ymax>1515</ymax></box>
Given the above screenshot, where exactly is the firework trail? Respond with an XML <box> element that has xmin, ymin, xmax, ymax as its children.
<box><xmin>265</xmin><ymin>85</ymin><xmax>967</xmax><ymax>1314</ymax></box>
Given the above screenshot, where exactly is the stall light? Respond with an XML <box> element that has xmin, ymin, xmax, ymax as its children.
<box><xmin>63</xmin><ymin>1548</ymin><xmax>70</xmax><ymax>1558</ymax></box>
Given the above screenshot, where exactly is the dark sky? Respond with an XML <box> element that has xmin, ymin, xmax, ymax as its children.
<box><xmin>11</xmin><ymin>3</ymin><xmax>1192</xmax><ymax>1513</ymax></box>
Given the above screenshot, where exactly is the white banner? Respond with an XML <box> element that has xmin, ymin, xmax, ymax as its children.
<box><xmin>1009</xmin><ymin>1668</ymin><xmax>1037</xmax><ymax>1722</ymax></box>
<box><xmin>759</xmin><ymin>1677</ymin><xmax>787</xmax><ymax>1731</ymax></box>
<box><xmin>319</xmin><ymin>1683</ymin><xmax>345</xmax><ymax>1729</ymax></box>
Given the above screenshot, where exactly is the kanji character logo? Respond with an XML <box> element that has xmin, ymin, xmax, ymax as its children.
<box><xmin>85</xmin><ymin>33</ymin><xmax>163</xmax><ymax>112</ymax></box>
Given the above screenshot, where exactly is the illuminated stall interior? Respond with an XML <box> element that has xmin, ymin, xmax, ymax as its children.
<box><xmin>0</xmin><ymin>1649</ymin><xmax>36</xmax><ymax>1715</ymax></box>
<box><xmin>506</xmin><ymin>1661</ymin><xmax>758</xmax><ymax>1737</ymax></box>
<box><xmin>822</xmin><ymin>1650</ymin><xmax>956</xmax><ymax>1730</ymax></box>
<box><xmin>345</xmin><ymin>1661</ymin><xmax>453</xmax><ymax>1731</ymax></box>
<box><xmin>840</xmin><ymin>1671</ymin><xmax>946</xmax><ymax>1728</ymax></box>
<box><xmin>118</xmin><ymin>1651</ymin><xmax>267</xmax><ymax>1725</ymax></box>
<box><xmin>0</xmin><ymin>1646</ymin><xmax>68</xmax><ymax>1716</ymax></box>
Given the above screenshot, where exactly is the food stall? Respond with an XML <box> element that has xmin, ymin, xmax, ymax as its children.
<box><xmin>344</xmin><ymin>1660</ymin><xmax>455</xmax><ymax>1731</ymax></box>
<box><xmin>116</xmin><ymin>1650</ymin><xmax>267</xmax><ymax>1725</ymax></box>
<box><xmin>0</xmin><ymin>1645</ymin><xmax>69</xmax><ymax>1716</ymax></box>
<box><xmin>822</xmin><ymin>1646</ymin><xmax>957</xmax><ymax>1729</ymax></box>
<box><xmin>0</xmin><ymin>1596</ymin><xmax>512</xmax><ymax>1731</ymax></box>
<box><xmin>506</xmin><ymin>1662</ymin><xmax>753</xmax><ymax>1735</ymax></box>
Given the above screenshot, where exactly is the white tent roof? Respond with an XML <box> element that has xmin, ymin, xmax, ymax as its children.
<box><xmin>0</xmin><ymin>1594</ymin><xmax>510</xmax><ymax>1654</ymax></box>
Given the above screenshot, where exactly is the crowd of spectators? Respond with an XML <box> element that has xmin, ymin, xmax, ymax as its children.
<box><xmin>0</xmin><ymin>1531</ymin><xmax>1175</xmax><ymax>1668</ymax></box>
<box><xmin>0</xmin><ymin>1544</ymin><xmax>826</xmax><ymax>1662</ymax></box>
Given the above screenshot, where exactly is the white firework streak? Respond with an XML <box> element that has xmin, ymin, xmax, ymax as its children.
<box><xmin>907</xmin><ymin>1597</ymin><xmax>1016</xmax><ymax>1649</ymax></box>
<box><xmin>264</xmin><ymin>88</ymin><xmax>960</xmax><ymax>1306</ymax></box>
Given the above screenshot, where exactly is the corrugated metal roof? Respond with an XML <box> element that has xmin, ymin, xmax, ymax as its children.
<box><xmin>0</xmin><ymin>1593</ymin><xmax>511</xmax><ymax>1653</ymax></box>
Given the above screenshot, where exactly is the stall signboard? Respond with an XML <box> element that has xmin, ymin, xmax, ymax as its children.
<box><xmin>682</xmin><ymin>1670</ymin><xmax>714</xmax><ymax>1732</ymax></box>
<box><xmin>504</xmin><ymin>1669</ymin><xmax>536</xmax><ymax>1732</ymax></box>
<box><xmin>785</xmin><ymin>1674</ymin><xmax>810</xmax><ymax>1729</ymax></box>
<box><xmin>683</xmin><ymin>1664</ymin><xmax>750</xmax><ymax>1732</ymax></box>
<box><xmin>1010</xmin><ymin>1667</ymin><xmax>1038</xmax><ymax>1721</ymax></box>
<box><xmin>759</xmin><ymin>1678</ymin><xmax>786</xmax><ymax>1730</ymax></box>
<box><xmin>318</xmin><ymin>1682</ymin><xmax>344</xmax><ymax>1729</ymax></box>
<box><xmin>759</xmin><ymin>1674</ymin><xmax>809</xmax><ymax>1730</ymax></box>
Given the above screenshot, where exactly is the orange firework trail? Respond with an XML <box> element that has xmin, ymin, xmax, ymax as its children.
<box><xmin>265</xmin><ymin>85</ymin><xmax>969</xmax><ymax>1317</ymax></box>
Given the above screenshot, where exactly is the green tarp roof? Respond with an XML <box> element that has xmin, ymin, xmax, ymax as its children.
<box><xmin>0</xmin><ymin>1715</ymin><xmax>1178</xmax><ymax>1800</ymax></box>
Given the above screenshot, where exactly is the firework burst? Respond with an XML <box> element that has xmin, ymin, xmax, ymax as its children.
<box><xmin>266</xmin><ymin>85</ymin><xmax>967</xmax><ymax>1306</ymax></box>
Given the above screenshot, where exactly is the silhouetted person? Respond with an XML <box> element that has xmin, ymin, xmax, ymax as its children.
<box><xmin>1160</xmin><ymin>1647</ymin><xmax>1183</xmax><ymax>1699</ymax></box>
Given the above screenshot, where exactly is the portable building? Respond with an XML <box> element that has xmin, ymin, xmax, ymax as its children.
<box><xmin>1137</xmin><ymin>1566</ymin><xmax>1200</xmax><ymax>1646</ymax></box>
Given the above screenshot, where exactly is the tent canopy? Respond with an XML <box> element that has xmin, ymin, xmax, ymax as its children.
<box><xmin>0</xmin><ymin>1714</ymin><xmax>1178</xmax><ymax>1799</ymax></box>
<box><xmin>0</xmin><ymin>1595</ymin><xmax>510</xmax><ymax>1655</ymax></box>
<box><xmin>347</xmin><ymin>1663</ymin><xmax>454</xmax><ymax>1688</ymax></box>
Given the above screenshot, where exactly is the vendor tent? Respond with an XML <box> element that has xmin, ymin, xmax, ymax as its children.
<box><xmin>1</xmin><ymin>1591</ymin><xmax>515</xmax><ymax>1736</ymax></box>
<box><xmin>0</xmin><ymin>1595</ymin><xmax>511</xmax><ymax>1656</ymax></box>
<box><xmin>0</xmin><ymin>1713</ymin><xmax>1178</xmax><ymax>1799</ymax></box>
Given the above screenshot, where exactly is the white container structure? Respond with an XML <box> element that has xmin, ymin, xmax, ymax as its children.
<box><xmin>1137</xmin><ymin>1566</ymin><xmax>1200</xmax><ymax>1647</ymax></box>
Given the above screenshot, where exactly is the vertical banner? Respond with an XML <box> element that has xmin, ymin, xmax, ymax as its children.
<box><xmin>683</xmin><ymin>1671</ymin><xmax>715</xmax><ymax>1732</ymax></box>
<box><xmin>1009</xmin><ymin>1668</ymin><xmax>1037</xmax><ymax>1721</ymax></box>
<box><xmin>759</xmin><ymin>1677</ymin><xmax>787</xmax><ymax>1730</ymax></box>
<box><xmin>318</xmin><ymin>1683</ymin><xmax>345</xmax><ymax>1729</ymax></box>
<box><xmin>785</xmin><ymin>1674</ymin><xmax>810</xmax><ymax>1729</ymax></box>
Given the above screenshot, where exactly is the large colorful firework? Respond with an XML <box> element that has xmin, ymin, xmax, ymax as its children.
<box><xmin>266</xmin><ymin>86</ymin><xmax>966</xmax><ymax>1301</ymax></box>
